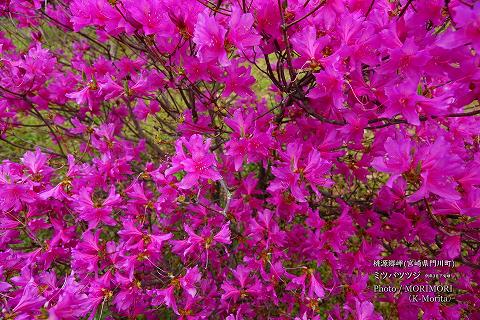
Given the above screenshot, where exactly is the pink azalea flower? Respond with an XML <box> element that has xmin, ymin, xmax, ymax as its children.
<box><xmin>167</xmin><ymin>134</ymin><xmax>222</xmax><ymax>189</ymax></box>
<box><xmin>379</xmin><ymin>37</ymin><xmax>429</xmax><ymax>80</ymax></box>
<box><xmin>286</xmin><ymin>271</ymin><xmax>325</xmax><ymax>300</ymax></box>
<box><xmin>71</xmin><ymin>230</ymin><xmax>103</xmax><ymax>274</ymax></box>
<box><xmin>345</xmin><ymin>298</ymin><xmax>381</xmax><ymax>320</ymax></box>
<box><xmin>291</xmin><ymin>26</ymin><xmax>330</xmax><ymax>68</ymax></box>
<box><xmin>441</xmin><ymin>235</ymin><xmax>461</xmax><ymax>259</ymax></box>
<box><xmin>437</xmin><ymin>2</ymin><xmax>480</xmax><ymax>52</ymax></box>
<box><xmin>173</xmin><ymin>222</ymin><xmax>231</xmax><ymax>257</ymax></box>
<box><xmin>222</xmin><ymin>63</ymin><xmax>255</xmax><ymax>97</ymax></box>
<box><xmin>8</xmin><ymin>279</ymin><xmax>46</xmax><ymax>319</ymax></box>
<box><xmin>227</xmin><ymin>6</ymin><xmax>261</xmax><ymax>52</ymax></box>
<box><xmin>73</xmin><ymin>187</ymin><xmax>121</xmax><ymax>229</ymax></box>
<box><xmin>66</xmin><ymin>82</ymin><xmax>99</xmax><ymax>111</ymax></box>
<box><xmin>409</xmin><ymin>137</ymin><xmax>462</xmax><ymax>202</ymax></box>
<box><xmin>0</xmin><ymin>182</ymin><xmax>37</xmax><ymax>212</ymax></box>
<box><xmin>193</xmin><ymin>11</ymin><xmax>229</xmax><ymax>66</ymax></box>
<box><xmin>371</xmin><ymin>132</ymin><xmax>413</xmax><ymax>187</ymax></box>
<box><xmin>47</xmin><ymin>277</ymin><xmax>91</xmax><ymax>320</ymax></box>
<box><xmin>221</xmin><ymin>265</ymin><xmax>262</xmax><ymax>303</ymax></box>
<box><xmin>118</xmin><ymin>219</ymin><xmax>172</xmax><ymax>251</ymax></box>
<box><xmin>2</xmin><ymin>1</ymin><xmax>480</xmax><ymax>318</ymax></box>
<box><xmin>124</xmin><ymin>0</ymin><xmax>165</xmax><ymax>35</ymax></box>
<box><xmin>180</xmin><ymin>266</ymin><xmax>202</xmax><ymax>298</ymax></box>
<box><xmin>269</xmin><ymin>143</ymin><xmax>332</xmax><ymax>202</ymax></box>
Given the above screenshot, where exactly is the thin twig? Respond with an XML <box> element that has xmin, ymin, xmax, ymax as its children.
<box><xmin>286</xmin><ymin>0</ymin><xmax>326</xmax><ymax>28</ymax></box>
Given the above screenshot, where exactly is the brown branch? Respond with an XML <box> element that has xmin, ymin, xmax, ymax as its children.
<box><xmin>0</xmin><ymin>136</ymin><xmax>65</xmax><ymax>158</ymax></box>
<box><xmin>286</xmin><ymin>0</ymin><xmax>326</xmax><ymax>28</ymax></box>
<box><xmin>397</xmin><ymin>0</ymin><xmax>414</xmax><ymax>19</ymax></box>
<box><xmin>29</xmin><ymin>106</ymin><xmax>67</xmax><ymax>157</ymax></box>
<box><xmin>365</xmin><ymin>0</ymin><xmax>375</xmax><ymax>17</ymax></box>
<box><xmin>297</xmin><ymin>101</ymin><xmax>346</xmax><ymax>125</ymax></box>
<box><xmin>125</xmin><ymin>98</ymin><xmax>165</xmax><ymax>157</ymax></box>
<box><xmin>278</xmin><ymin>0</ymin><xmax>297</xmax><ymax>81</ymax></box>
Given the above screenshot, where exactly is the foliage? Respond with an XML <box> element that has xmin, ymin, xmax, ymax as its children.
<box><xmin>0</xmin><ymin>0</ymin><xmax>479</xmax><ymax>319</ymax></box>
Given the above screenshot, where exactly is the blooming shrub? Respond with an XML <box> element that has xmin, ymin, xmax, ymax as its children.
<box><xmin>0</xmin><ymin>0</ymin><xmax>479</xmax><ymax>319</ymax></box>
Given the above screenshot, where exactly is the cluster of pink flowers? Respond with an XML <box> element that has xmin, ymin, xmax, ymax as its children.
<box><xmin>0</xmin><ymin>0</ymin><xmax>479</xmax><ymax>319</ymax></box>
